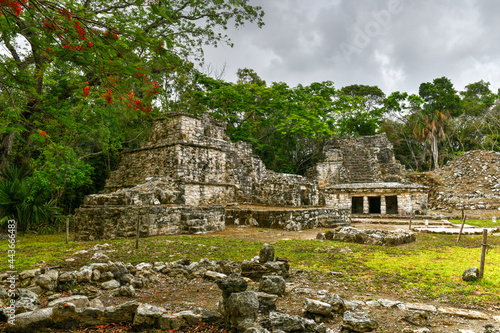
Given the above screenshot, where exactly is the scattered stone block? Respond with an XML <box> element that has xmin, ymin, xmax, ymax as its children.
<box><xmin>341</xmin><ymin>311</ymin><xmax>378</xmax><ymax>332</ymax></box>
<box><xmin>323</xmin><ymin>293</ymin><xmax>347</xmax><ymax>314</ymax></box>
<box><xmin>303</xmin><ymin>298</ymin><xmax>332</xmax><ymax>316</ymax></box>
<box><xmin>101</xmin><ymin>279</ymin><xmax>121</xmax><ymax>290</ymax></box>
<box><xmin>48</xmin><ymin>295</ymin><xmax>89</xmax><ymax>309</ymax></box>
<box><xmin>225</xmin><ymin>291</ymin><xmax>260</xmax><ymax>330</ymax></box>
<box><xmin>268</xmin><ymin>311</ymin><xmax>305</xmax><ymax>332</ymax></box>
<box><xmin>259</xmin><ymin>243</ymin><xmax>275</xmax><ymax>263</ymax></box>
<box><xmin>462</xmin><ymin>267</ymin><xmax>479</xmax><ymax>281</ymax></box>
<box><xmin>404</xmin><ymin>310</ymin><xmax>428</xmax><ymax>326</ymax></box>
<box><xmin>258</xmin><ymin>275</ymin><xmax>286</xmax><ymax>296</ymax></box>
<box><xmin>205</xmin><ymin>270</ymin><xmax>227</xmax><ymax>281</ymax></box>
<box><xmin>133</xmin><ymin>303</ymin><xmax>166</xmax><ymax>328</ymax></box>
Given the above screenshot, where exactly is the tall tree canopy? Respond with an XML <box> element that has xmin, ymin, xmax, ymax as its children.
<box><xmin>337</xmin><ymin>84</ymin><xmax>386</xmax><ymax>135</ymax></box>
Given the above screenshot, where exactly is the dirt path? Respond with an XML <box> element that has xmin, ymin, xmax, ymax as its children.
<box><xmin>205</xmin><ymin>223</ymin><xmax>405</xmax><ymax>243</ymax></box>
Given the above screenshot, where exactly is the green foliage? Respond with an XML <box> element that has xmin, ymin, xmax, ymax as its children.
<box><xmin>384</xmin><ymin>77</ymin><xmax>500</xmax><ymax>171</ymax></box>
<box><xmin>0</xmin><ymin>165</ymin><xmax>61</xmax><ymax>233</ymax></box>
<box><xmin>178</xmin><ymin>71</ymin><xmax>339</xmax><ymax>174</ymax></box>
<box><xmin>335</xmin><ymin>84</ymin><xmax>386</xmax><ymax>136</ymax></box>
<box><xmin>0</xmin><ymin>0</ymin><xmax>264</xmax><ymax>222</ymax></box>
<box><xmin>173</xmin><ymin>69</ymin><xmax>387</xmax><ymax>174</ymax></box>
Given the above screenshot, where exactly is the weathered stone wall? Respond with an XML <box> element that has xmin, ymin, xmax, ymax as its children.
<box><xmin>225</xmin><ymin>207</ymin><xmax>349</xmax><ymax>230</ymax></box>
<box><xmin>74</xmin><ymin>205</ymin><xmax>225</xmax><ymax>241</ymax></box>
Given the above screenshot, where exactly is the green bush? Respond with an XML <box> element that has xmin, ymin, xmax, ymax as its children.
<box><xmin>0</xmin><ymin>165</ymin><xmax>61</xmax><ymax>233</ymax></box>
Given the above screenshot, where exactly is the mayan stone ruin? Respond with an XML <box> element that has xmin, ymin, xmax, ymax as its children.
<box><xmin>74</xmin><ymin>112</ymin><xmax>428</xmax><ymax>240</ymax></box>
<box><xmin>310</xmin><ymin>134</ymin><xmax>428</xmax><ymax>216</ymax></box>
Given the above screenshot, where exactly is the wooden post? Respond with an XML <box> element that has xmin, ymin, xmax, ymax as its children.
<box><xmin>135</xmin><ymin>218</ymin><xmax>140</xmax><ymax>249</ymax></box>
<box><xmin>66</xmin><ymin>218</ymin><xmax>69</xmax><ymax>244</ymax></box>
<box><xmin>409</xmin><ymin>211</ymin><xmax>413</xmax><ymax>230</ymax></box>
<box><xmin>456</xmin><ymin>209</ymin><xmax>466</xmax><ymax>242</ymax></box>
<box><xmin>479</xmin><ymin>229</ymin><xmax>488</xmax><ymax>279</ymax></box>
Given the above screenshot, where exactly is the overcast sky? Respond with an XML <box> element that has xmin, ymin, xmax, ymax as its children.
<box><xmin>202</xmin><ymin>0</ymin><xmax>500</xmax><ymax>96</ymax></box>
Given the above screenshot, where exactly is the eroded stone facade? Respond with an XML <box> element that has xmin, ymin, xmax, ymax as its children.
<box><xmin>74</xmin><ymin>113</ymin><xmax>427</xmax><ymax>240</ymax></box>
<box><xmin>308</xmin><ymin>134</ymin><xmax>428</xmax><ymax>215</ymax></box>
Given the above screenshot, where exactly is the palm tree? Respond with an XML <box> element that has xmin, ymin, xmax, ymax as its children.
<box><xmin>410</xmin><ymin>105</ymin><xmax>449</xmax><ymax>170</ymax></box>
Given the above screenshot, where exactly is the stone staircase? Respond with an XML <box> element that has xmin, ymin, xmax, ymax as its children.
<box><xmin>341</xmin><ymin>146</ymin><xmax>376</xmax><ymax>183</ymax></box>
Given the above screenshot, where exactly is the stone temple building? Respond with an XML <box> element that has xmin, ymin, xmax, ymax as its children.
<box><xmin>74</xmin><ymin>112</ymin><xmax>427</xmax><ymax>240</ymax></box>
<box><xmin>309</xmin><ymin>136</ymin><xmax>428</xmax><ymax>216</ymax></box>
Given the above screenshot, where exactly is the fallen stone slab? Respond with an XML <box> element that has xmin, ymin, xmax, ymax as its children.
<box><xmin>341</xmin><ymin>311</ymin><xmax>378</xmax><ymax>332</ymax></box>
<box><xmin>133</xmin><ymin>303</ymin><xmax>167</xmax><ymax>328</ymax></box>
<box><xmin>303</xmin><ymin>298</ymin><xmax>332</xmax><ymax>316</ymax></box>
<box><xmin>376</xmin><ymin>298</ymin><xmax>404</xmax><ymax>309</ymax></box>
<box><xmin>437</xmin><ymin>306</ymin><xmax>489</xmax><ymax>320</ymax></box>
<box><xmin>405</xmin><ymin>303</ymin><xmax>437</xmax><ymax>312</ymax></box>
<box><xmin>205</xmin><ymin>270</ymin><xmax>227</xmax><ymax>281</ymax></box>
<box><xmin>6</xmin><ymin>308</ymin><xmax>53</xmax><ymax>333</ymax></box>
<box><xmin>48</xmin><ymin>295</ymin><xmax>90</xmax><ymax>308</ymax></box>
<box><xmin>324</xmin><ymin>226</ymin><xmax>415</xmax><ymax>246</ymax></box>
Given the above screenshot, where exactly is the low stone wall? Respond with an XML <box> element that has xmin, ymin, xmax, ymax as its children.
<box><xmin>225</xmin><ymin>206</ymin><xmax>349</xmax><ymax>231</ymax></box>
<box><xmin>74</xmin><ymin>205</ymin><xmax>225</xmax><ymax>241</ymax></box>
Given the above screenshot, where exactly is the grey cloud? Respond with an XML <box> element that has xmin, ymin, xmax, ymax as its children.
<box><xmin>202</xmin><ymin>0</ymin><xmax>500</xmax><ymax>94</ymax></box>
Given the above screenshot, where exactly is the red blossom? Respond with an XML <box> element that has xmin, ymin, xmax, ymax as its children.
<box><xmin>73</xmin><ymin>22</ymin><xmax>86</xmax><ymax>40</ymax></box>
<box><xmin>58</xmin><ymin>8</ymin><xmax>72</xmax><ymax>21</ymax></box>
<box><xmin>103</xmin><ymin>88</ymin><xmax>112</xmax><ymax>104</ymax></box>
<box><xmin>39</xmin><ymin>130</ymin><xmax>47</xmax><ymax>139</ymax></box>
<box><xmin>83</xmin><ymin>86</ymin><xmax>90</xmax><ymax>98</ymax></box>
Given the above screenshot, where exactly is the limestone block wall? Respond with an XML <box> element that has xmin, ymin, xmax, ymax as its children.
<box><xmin>397</xmin><ymin>192</ymin><xmax>429</xmax><ymax>215</ymax></box>
<box><xmin>104</xmin><ymin>148</ymin><xmax>180</xmax><ymax>192</ymax></box>
<box><xmin>74</xmin><ymin>205</ymin><xmax>225</xmax><ymax>241</ymax></box>
<box><xmin>183</xmin><ymin>184</ymin><xmax>235</xmax><ymax>206</ymax></box>
<box><xmin>225</xmin><ymin>207</ymin><xmax>349</xmax><ymax>230</ymax></box>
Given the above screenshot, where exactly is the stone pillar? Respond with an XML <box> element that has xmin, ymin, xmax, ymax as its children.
<box><xmin>363</xmin><ymin>196</ymin><xmax>369</xmax><ymax>214</ymax></box>
<box><xmin>381</xmin><ymin>195</ymin><xmax>386</xmax><ymax>215</ymax></box>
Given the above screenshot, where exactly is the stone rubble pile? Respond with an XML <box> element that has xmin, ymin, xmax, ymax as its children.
<box><xmin>431</xmin><ymin>150</ymin><xmax>500</xmax><ymax>211</ymax></box>
<box><xmin>317</xmin><ymin>226</ymin><xmax>416</xmax><ymax>246</ymax></box>
<box><xmin>1</xmin><ymin>243</ymin><xmax>498</xmax><ymax>332</ymax></box>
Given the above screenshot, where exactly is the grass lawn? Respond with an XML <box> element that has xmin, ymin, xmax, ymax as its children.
<box><xmin>450</xmin><ymin>219</ymin><xmax>500</xmax><ymax>228</ymax></box>
<box><xmin>1</xmin><ymin>230</ymin><xmax>499</xmax><ymax>307</ymax></box>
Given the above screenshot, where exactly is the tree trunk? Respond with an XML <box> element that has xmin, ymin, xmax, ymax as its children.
<box><xmin>0</xmin><ymin>131</ymin><xmax>16</xmax><ymax>171</ymax></box>
<box><xmin>431</xmin><ymin>136</ymin><xmax>439</xmax><ymax>170</ymax></box>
